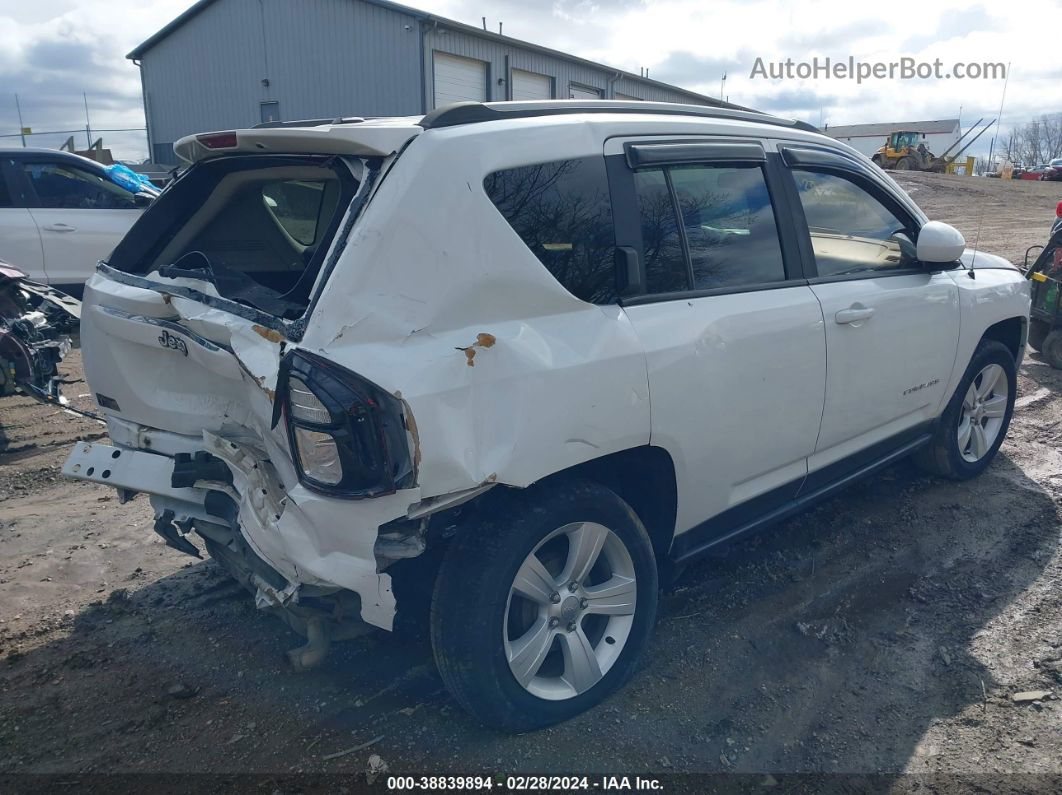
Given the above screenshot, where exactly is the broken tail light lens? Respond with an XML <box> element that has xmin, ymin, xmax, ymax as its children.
<box><xmin>279</xmin><ymin>351</ymin><xmax>414</xmax><ymax>498</ymax></box>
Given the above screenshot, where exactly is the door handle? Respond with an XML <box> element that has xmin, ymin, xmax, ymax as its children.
<box><xmin>42</xmin><ymin>223</ymin><xmax>76</xmax><ymax>232</ymax></box>
<box><xmin>834</xmin><ymin>305</ymin><xmax>875</xmax><ymax>324</ymax></box>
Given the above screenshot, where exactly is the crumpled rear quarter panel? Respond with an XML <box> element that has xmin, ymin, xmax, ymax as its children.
<box><xmin>301</xmin><ymin>124</ymin><xmax>652</xmax><ymax>499</ymax></box>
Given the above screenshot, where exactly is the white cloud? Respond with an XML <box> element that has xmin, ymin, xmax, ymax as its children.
<box><xmin>424</xmin><ymin>0</ymin><xmax>1060</xmax><ymax>152</ymax></box>
<box><xmin>0</xmin><ymin>0</ymin><xmax>1058</xmax><ymax>160</ymax></box>
<box><xmin>0</xmin><ymin>0</ymin><xmax>190</xmax><ymax>159</ymax></box>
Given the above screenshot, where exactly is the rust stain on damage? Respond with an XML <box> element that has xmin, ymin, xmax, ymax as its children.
<box><xmin>455</xmin><ymin>332</ymin><xmax>497</xmax><ymax>367</ymax></box>
<box><xmin>394</xmin><ymin>390</ymin><xmax>422</xmax><ymax>474</ymax></box>
<box><xmin>252</xmin><ymin>324</ymin><xmax>285</xmax><ymax>343</ymax></box>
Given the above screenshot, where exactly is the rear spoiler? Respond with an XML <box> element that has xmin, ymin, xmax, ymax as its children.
<box><xmin>173</xmin><ymin>123</ymin><xmax>420</xmax><ymax>164</ymax></box>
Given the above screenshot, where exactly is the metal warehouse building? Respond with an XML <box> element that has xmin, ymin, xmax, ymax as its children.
<box><xmin>129</xmin><ymin>0</ymin><xmax>719</xmax><ymax>164</ymax></box>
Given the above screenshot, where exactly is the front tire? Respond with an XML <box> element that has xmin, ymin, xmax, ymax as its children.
<box><xmin>915</xmin><ymin>340</ymin><xmax>1016</xmax><ymax>479</ymax></box>
<box><xmin>430</xmin><ymin>479</ymin><xmax>658</xmax><ymax>732</ymax></box>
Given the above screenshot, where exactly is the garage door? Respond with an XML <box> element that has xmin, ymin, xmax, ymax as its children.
<box><xmin>569</xmin><ymin>83</ymin><xmax>602</xmax><ymax>100</ymax></box>
<box><xmin>511</xmin><ymin>69</ymin><xmax>552</xmax><ymax>100</ymax></box>
<box><xmin>433</xmin><ymin>52</ymin><xmax>487</xmax><ymax>108</ymax></box>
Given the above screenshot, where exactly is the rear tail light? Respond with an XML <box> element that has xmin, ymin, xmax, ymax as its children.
<box><xmin>277</xmin><ymin>351</ymin><xmax>414</xmax><ymax>497</ymax></box>
<box><xmin>1056</xmin><ymin>200</ymin><xmax>1062</xmax><ymax>218</ymax></box>
<box><xmin>288</xmin><ymin>377</ymin><xmax>330</xmax><ymax>423</ymax></box>
<box><xmin>197</xmin><ymin>131</ymin><xmax>238</xmax><ymax>149</ymax></box>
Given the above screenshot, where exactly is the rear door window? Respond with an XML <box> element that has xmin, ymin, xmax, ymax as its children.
<box><xmin>633</xmin><ymin>169</ymin><xmax>687</xmax><ymax>293</ymax></box>
<box><xmin>22</xmin><ymin>161</ymin><xmax>138</xmax><ymax>210</ymax></box>
<box><xmin>484</xmin><ymin>156</ymin><xmax>617</xmax><ymax>304</ymax></box>
<box><xmin>632</xmin><ymin>163</ymin><xmax>787</xmax><ymax>294</ymax></box>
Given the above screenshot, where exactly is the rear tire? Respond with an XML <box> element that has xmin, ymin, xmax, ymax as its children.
<box><xmin>430</xmin><ymin>479</ymin><xmax>658</xmax><ymax>732</ymax></box>
<box><xmin>1042</xmin><ymin>330</ymin><xmax>1062</xmax><ymax>370</ymax></box>
<box><xmin>1028</xmin><ymin>319</ymin><xmax>1050</xmax><ymax>352</ymax></box>
<box><xmin>915</xmin><ymin>340</ymin><xmax>1016</xmax><ymax>479</ymax></box>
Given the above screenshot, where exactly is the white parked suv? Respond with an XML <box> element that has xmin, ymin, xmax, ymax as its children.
<box><xmin>0</xmin><ymin>148</ymin><xmax>157</xmax><ymax>296</ymax></box>
<box><xmin>63</xmin><ymin>101</ymin><xmax>1030</xmax><ymax>731</ymax></box>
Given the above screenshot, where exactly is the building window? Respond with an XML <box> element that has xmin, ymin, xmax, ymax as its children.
<box><xmin>260</xmin><ymin>101</ymin><xmax>280</xmax><ymax>124</ymax></box>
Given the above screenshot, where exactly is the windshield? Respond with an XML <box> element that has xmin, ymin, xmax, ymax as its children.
<box><xmin>106</xmin><ymin>155</ymin><xmax>360</xmax><ymax>319</ymax></box>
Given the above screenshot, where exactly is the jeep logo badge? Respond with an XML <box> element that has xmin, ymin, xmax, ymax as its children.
<box><xmin>158</xmin><ymin>329</ymin><xmax>189</xmax><ymax>357</ymax></box>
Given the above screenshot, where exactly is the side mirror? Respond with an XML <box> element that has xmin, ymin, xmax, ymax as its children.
<box><xmin>916</xmin><ymin>221</ymin><xmax>966</xmax><ymax>264</ymax></box>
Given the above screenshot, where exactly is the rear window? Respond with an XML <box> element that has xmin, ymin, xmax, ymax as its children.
<box><xmin>107</xmin><ymin>155</ymin><xmax>359</xmax><ymax>319</ymax></box>
<box><xmin>484</xmin><ymin>156</ymin><xmax>617</xmax><ymax>304</ymax></box>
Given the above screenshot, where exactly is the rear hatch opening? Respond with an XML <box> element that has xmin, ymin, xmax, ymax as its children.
<box><xmin>104</xmin><ymin>154</ymin><xmax>369</xmax><ymax>328</ymax></box>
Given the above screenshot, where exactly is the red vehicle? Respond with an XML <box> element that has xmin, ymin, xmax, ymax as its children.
<box><xmin>1044</xmin><ymin>158</ymin><xmax>1062</xmax><ymax>182</ymax></box>
<box><xmin>1017</xmin><ymin>165</ymin><xmax>1049</xmax><ymax>180</ymax></box>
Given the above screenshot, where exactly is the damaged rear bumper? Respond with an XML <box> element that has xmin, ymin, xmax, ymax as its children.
<box><xmin>62</xmin><ymin>431</ymin><xmax>420</xmax><ymax>631</ymax></box>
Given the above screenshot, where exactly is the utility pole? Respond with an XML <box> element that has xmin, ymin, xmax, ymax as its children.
<box><xmin>14</xmin><ymin>94</ymin><xmax>26</xmax><ymax>147</ymax></box>
<box><xmin>720</xmin><ymin>72</ymin><xmax>727</xmax><ymax>100</ymax></box>
<box><xmin>986</xmin><ymin>62</ymin><xmax>1010</xmax><ymax>169</ymax></box>
<box><xmin>83</xmin><ymin>93</ymin><xmax>92</xmax><ymax>149</ymax></box>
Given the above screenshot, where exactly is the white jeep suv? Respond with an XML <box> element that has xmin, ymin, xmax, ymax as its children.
<box><xmin>63</xmin><ymin>101</ymin><xmax>1030</xmax><ymax>731</ymax></box>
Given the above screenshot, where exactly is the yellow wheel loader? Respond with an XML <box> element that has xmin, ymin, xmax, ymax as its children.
<box><xmin>870</xmin><ymin>119</ymin><xmax>995</xmax><ymax>172</ymax></box>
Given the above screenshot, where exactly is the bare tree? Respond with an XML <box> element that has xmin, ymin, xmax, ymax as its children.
<box><xmin>998</xmin><ymin>113</ymin><xmax>1062</xmax><ymax>167</ymax></box>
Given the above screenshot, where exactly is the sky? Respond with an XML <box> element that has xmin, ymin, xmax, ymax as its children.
<box><xmin>0</xmin><ymin>0</ymin><xmax>1059</xmax><ymax>161</ymax></box>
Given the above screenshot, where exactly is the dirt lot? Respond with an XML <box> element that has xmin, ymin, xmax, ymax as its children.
<box><xmin>1</xmin><ymin>173</ymin><xmax>1061</xmax><ymax>783</ymax></box>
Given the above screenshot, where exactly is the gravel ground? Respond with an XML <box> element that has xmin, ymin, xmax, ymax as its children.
<box><xmin>1</xmin><ymin>172</ymin><xmax>1061</xmax><ymax>784</ymax></box>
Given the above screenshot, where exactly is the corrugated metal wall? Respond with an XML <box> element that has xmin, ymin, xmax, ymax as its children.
<box><xmin>141</xmin><ymin>0</ymin><xmax>422</xmax><ymax>163</ymax></box>
<box><xmin>139</xmin><ymin>0</ymin><xmax>712</xmax><ymax>163</ymax></box>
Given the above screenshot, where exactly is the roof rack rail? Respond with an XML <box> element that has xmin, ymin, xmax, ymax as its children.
<box><xmin>252</xmin><ymin>116</ymin><xmax>366</xmax><ymax>129</ymax></box>
<box><xmin>418</xmin><ymin>100</ymin><xmax>820</xmax><ymax>135</ymax></box>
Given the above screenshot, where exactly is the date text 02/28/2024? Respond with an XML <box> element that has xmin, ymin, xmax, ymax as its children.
<box><xmin>386</xmin><ymin>776</ymin><xmax>664</xmax><ymax>791</ymax></box>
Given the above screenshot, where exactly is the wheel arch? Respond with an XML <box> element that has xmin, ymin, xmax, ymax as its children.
<box><xmin>980</xmin><ymin>315</ymin><xmax>1027</xmax><ymax>363</ymax></box>
<box><xmin>386</xmin><ymin>445</ymin><xmax>679</xmax><ymax>629</ymax></box>
<box><xmin>534</xmin><ymin>445</ymin><xmax>679</xmax><ymax>567</ymax></box>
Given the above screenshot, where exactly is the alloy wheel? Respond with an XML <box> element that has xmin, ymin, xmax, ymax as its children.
<box><xmin>958</xmin><ymin>363</ymin><xmax>1009</xmax><ymax>463</ymax></box>
<box><xmin>503</xmin><ymin>522</ymin><xmax>636</xmax><ymax>701</ymax></box>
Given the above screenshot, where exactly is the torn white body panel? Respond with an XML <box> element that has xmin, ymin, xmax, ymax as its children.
<box><xmin>300</xmin><ymin>122</ymin><xmax>654</xmax><ymax>496</ymax></box>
